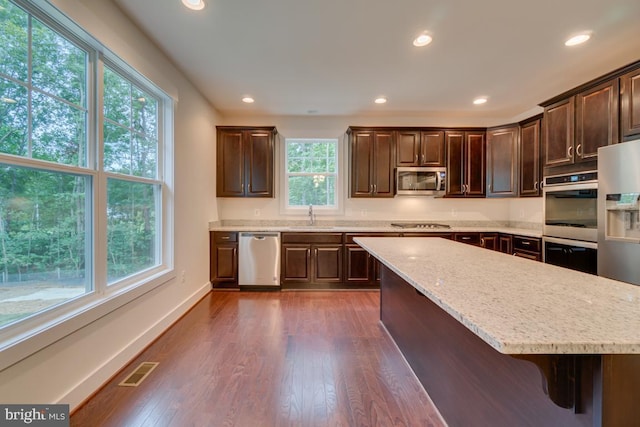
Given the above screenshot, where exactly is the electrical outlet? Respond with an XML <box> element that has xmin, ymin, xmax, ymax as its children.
<box><xmin>254</xmin><ymin>209</ymin><xmax>261</xmax><ymax>216</ymax></box>
<box><xmin>519</xmin><ymin>209</ymin><xmax>525</xmax><ymax>218</ymax></box>
<box><xmin>360</xmin><ymin>209</ymin><xmax>367</xmax><ymax>217</ymax></box>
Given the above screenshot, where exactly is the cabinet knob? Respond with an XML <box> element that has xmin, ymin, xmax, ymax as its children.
<box><xmin>568</xmin><ymin>145</ymin><xmax>573</xmax><ymax>158</ymax></box>
<box><xmin>576</xmin><ymin>144</ymin><xmax>582</xmax><ymax>157</ymax></box>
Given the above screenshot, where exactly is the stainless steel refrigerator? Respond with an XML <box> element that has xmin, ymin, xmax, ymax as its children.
<box><xmin>598</xmin><ymin>138</ymin><xmax>640</xmax><ymax>285</ymax></box>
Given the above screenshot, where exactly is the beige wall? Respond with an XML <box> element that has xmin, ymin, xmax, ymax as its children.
<box><xmin>0</xmin><ymin>0</ymin><xmax>220</xmax><ymax>408</ymax></box>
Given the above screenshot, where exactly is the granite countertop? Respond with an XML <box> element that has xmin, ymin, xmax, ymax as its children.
<box><xmin>208</xmin><ymin>222</ymin><xmax>542</xmax><ymax>238</ymax></box>
<box><xmin>354</xmin><ymin>236</ymin><xmax>640</xmax><ymax>355</ymax></box>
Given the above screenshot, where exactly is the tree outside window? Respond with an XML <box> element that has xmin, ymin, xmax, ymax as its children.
<box><xmin>285</xmin><ymin>139</ymin><xmax>338</xmax><ymax>209</ymax></box>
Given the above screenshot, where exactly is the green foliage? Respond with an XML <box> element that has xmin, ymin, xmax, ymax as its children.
<box><xmin>286</xmin><ymin>139</ymin><xmax>337</xmax><ymax>207</ymax></box>
<box><xmin>0</xmin><ymin>165</ymin><xmax>87</xmax><ymax>281</ymax></box>
<box><xmin>103</xmin><ymin>66</ymin><xmax>158</xmax><ymax>178</ymax></box>
<box><xmin>0</xmin><ymin>1</ymin><xmax>160</xmax><ymax>293</ymax></box>
<box><xmin>106</xmin><ymin>179</ymin><xmax>157</xmax><ymax>283</ymax></box>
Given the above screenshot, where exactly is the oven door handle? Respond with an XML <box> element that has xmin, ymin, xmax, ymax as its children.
<box><xmin>543</xmin><ymin>236</ymin><xmax>598</xmax><ymax>250</ymax></box>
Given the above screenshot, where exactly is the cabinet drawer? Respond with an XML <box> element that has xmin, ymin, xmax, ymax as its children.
<box><xmin>401</xmin><ymin>232</ymin><xmax>452</xmax><ymax>239</ymax></box>
<box><xmin>281</xmin><ymin>232</ymin><xmax>343</xmax><ymax>244</ymax></box>
<box><xmin>345</xmin><ymin>233</ymin><xmax>400</xmax><ymax>244</ymax></box>
<box><xmin>454</xmin><ymin>233</ymin><xmax>481</xmax><ymax>246</ymax></box>
<box><xmin>213</xmin><ymin>231</ymin><xmax>238</xmax><ymax>243</ymax></box>
<box><xmin>512</xmin><ymin>236</ymin><xmax>541</xmax><ymax>253</ymax></box>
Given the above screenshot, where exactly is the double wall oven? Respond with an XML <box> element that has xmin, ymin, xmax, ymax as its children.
<box><xmin>543</xmin><ymin>171</ymin><xmax>598</xmax><ymax>275</ymax></box>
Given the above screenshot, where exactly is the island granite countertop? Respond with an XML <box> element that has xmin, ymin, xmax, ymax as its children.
<box><xmin>354</xmin><ymin>236</ymin><xmax>640</xmax><ymax>355</ymax></box>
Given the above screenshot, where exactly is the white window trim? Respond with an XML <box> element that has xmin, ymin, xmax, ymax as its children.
<box><xmin>0</xmin><ymin>0</ymin><xmax>175</xmax><ymax>371</ymax></box>
<box><xmin>279</xmin><ymin>136</ymin><xmax>344</xmax><ymax>216</ymax></box>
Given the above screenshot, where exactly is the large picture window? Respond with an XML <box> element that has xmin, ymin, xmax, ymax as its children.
<box><xmin>0</xmin><ymin>0</ymin><xmax>173</xmax><ymax>351</ymax></box>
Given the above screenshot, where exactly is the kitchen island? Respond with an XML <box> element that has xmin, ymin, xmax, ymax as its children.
<box><xmin>355</xmin><ymin>237</ymin><xmax>640</xmax><ymax>427</ymax></box>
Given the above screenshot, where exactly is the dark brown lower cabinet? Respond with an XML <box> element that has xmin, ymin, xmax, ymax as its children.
<box><xmin>512</xmin><ymin>235</ymin><xmax>542</xmax><ymax>261</ymax></box>
<box><xmin>210</xmin><ymin>230</ymin><xmax>542</xmax><ymax>290</ymax></box>
<box><xmin>210</xmin><ymin>231</ymin><xmax>239</xmax><ymax>288</ymax></box>
<box><xmin>281</xmin><ymin>233</ymin><xmax>343</xmax><ymax>288</ymax></box>
<box><xmin>499</xmin><ymin>234</ymin><xmax>513</xmax><ymax>254</ymax></box>
<box><xmin>480</xmin><ymin>233</ymin><xmax>498</xmax><ymax>250</ymax></box>
<box><xmin>345</xmin><ymin>233</ymin><xmax>402</xmax><ymax>287</ymax></box>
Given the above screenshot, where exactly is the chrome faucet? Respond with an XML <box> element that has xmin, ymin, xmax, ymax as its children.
<box><xmin>308</xmin><ymin>205</ymin><xmax>315</xmax><ymax>226</ymax></box>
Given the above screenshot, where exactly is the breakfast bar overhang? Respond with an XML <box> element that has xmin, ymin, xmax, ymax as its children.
<box><xmin>355</xmin><ymin>237</ymin><xmax>640</xmax><ymax>427</ymax></box>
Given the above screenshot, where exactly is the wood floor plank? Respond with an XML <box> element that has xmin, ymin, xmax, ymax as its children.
<box><xmin>71</xmin><ymin>291</ymin><xmax>444</xmax><ymax>427</ymax></box>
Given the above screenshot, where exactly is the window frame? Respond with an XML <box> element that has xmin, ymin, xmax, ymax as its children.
<box><xmin>0</xmin><ymin>0</ymin><xmax>175</xmax><ymax>371</ymax></box>
<box><xmin>280</xmin><ymin>136</ymin><xmax>344</xmax><ymax>216</ymax></box>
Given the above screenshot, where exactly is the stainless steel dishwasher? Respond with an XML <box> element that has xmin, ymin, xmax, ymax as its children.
<box><xmin>238</xmin><ymin>232</ymin><xmax>281</xmax><ymax>287</ymax></box>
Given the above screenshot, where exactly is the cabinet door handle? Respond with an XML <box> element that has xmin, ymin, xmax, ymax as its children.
<box><xmin>370</xmin><ymin>184</ymin><xmax>373</xmax><ymax>193</ymax></box>
<box><xmin>415</xmin><ymin>154</ymin><xmax>418</xmax><ymax>163</ymax></box>
<box><xmin>568</xmin><ymin>145</ymin><xmax>573</xmax><ymax>158</ymax></box>
<box><xmin>374</xmin><ymin>184</ymin><xmax>377</xmax><ymax>193</ymax></box>
<box><xmin>576</xmin><ymin>144</ymin><xmax>582</xmax><ymax>157</ymax></box>
<box><xmin>221</xmin><ymin>236</ymin><xmax>230</xmax><ymax>240</ymax></box>
<box><xmin>481</xmin><ymin>238</ymin><xmax>485</xmax><ymax>247</ymax></box>
<box><xmin>534</xmin><ymin>181</ymin><xmax>538</xmax><ymax>191</ymax></box>
<box><xmin>461</xmin><ymin>236</ymin><xmax>471</xmax><ymax>240</ymax></box>
<box><xmin>522</xmin><ymin>241</ymin><xmax>531</xmax><ymax>245</ymax></box>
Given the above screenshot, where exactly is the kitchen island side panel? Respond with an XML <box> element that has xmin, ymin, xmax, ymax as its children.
<box><xmin>380</xmin><ymin>264</ymin><xmax>593</xmax><ymax>427</ymax></box>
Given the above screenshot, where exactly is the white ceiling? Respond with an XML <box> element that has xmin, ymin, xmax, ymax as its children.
<box><xmin>113</xmin><ymin>0</ymin><xmax>640</xmax><ymax>123</ymax></box>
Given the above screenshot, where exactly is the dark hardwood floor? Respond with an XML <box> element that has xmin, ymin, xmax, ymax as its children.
<box><xmin>71</xmin><ymin>291</ymin><xmax>444</xmax><ymax>427</ymax></box>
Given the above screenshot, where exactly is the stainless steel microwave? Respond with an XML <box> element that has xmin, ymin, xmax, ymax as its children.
<box><xmin>396</xmin><ymin>167</ymin><xmax>446</xmax><ymax>196</ymax></box>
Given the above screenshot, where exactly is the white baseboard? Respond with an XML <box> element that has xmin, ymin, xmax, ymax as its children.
<box><xmin>60</xmin><ymin>282</ymin><xmax>211</xmax><ymax>410</ymax></box>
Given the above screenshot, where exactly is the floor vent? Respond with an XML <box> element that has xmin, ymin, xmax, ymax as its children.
<box><xmin>118</xmin><ymin>362</ymin><xmax>159</xmax><ymax>387</ymax></box>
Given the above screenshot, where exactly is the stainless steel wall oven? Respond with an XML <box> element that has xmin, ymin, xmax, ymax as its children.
<box><xmin>543</xmin><ymin>171</ymin><xmax>598</xmax><ymax>274</ymax></box>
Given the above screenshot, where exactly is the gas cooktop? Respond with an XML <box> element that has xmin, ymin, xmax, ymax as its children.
<box><xmin>390</xmin><ymin>222</ymin><xmax>451</xmax><ymax>229</ymax></box>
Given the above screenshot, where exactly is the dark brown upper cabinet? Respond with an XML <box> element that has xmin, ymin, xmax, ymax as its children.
<box><xmin>216</xmin><ymin>126</ymin><xmax>276</xmax><ymax>197</ymax></box>
<box><xmin>486</xmin><ymin>125</ymin><xmax>519</xmax><ymax>198</ymax></box>
<box><xmin>575</xmin><ymin>79</ymin><xmax>619</xmax><ymax>160</ymax></box>
<box><xmin>543</xmin><ymin>97</ymin><xmax>575</xmax><ymax>168</ymax></box>
<box><xmin>621</xmin><ymin>67</ymin><xmax>640</xmax><ymax>140</ymax></box>
<box><xmin>349</xmin><ymin>128</ymin><xmax>395</xmax><ymax>198</ymax></box>
<box><xmin>395</xmin><ymin>130</ymin><xmax>445</xmax><ymax>167</ymax></box>
<box><xmin>543</xmin><ymin>79</ymin><xmax>618</xmax><ymax>170</ymax></box>
<box><xmin>519</xmin><ymin>116</ymin><xmax>542</xmax><ymax>197</ymax></box>
<box><xmin>445</xmin><ymin>130</ymin><xmax>486</xmax><ymax>197</ymax></box>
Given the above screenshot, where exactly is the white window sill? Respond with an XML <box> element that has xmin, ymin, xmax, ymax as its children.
<box><xmin>0</xmin><ymin>268</ymin><xmax>175</xmax><ymax>372</ymax></box>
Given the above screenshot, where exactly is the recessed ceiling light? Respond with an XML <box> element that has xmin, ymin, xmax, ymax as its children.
<box><xmin>413</xmin><ymin>34</ymin><xmax>433</xmax><ymax>47</ymax></box>
<box><xmin>374</xmin><ymin>97</ymin><xmax>387</xmax><ymax>104</ymax></box>
<box><xmin>1</xmin><ymin>97</ymin><xmax>17</xmax><ymax>104</ymax></box>
<box><xmin>242</xmin><ymin>96</ymin><xmax>255</xmax><ymax>104</ymax></box>
<box><xmin>473</xmin><ymin>96</ymin><xmax>488</xmax><ymax>105</ymax></box>
<box><xmin>181</xmin><ymin>0</ymin><xmax>205</xmax><ymax>11</ymax></box>
<box><xmin>565</xmin><ymin>33</ymin><xmax>591</xmax><ymax>47</ymax></box>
